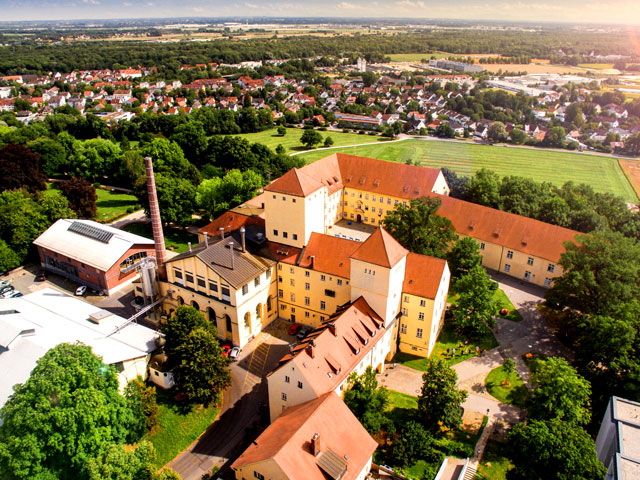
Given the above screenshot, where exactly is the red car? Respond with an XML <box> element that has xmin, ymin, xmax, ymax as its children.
<box><xmin>221</xmin><ymin>345</ymin><xmax>231</xmax><ymax>357</ymax></box>
<box><xmin>288</xmin><ymin>323</ymin><xmax>302</xmax><ymax>335</ymax></box>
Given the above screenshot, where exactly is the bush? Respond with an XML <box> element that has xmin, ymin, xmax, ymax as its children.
<box><xmin>318</xmin><ymin>126</ymin><xmax>327</xmax><ymax>131</ymax></box>
<box><xmin>93</xmin><ymin>182</ymin><xmax>101</xmax><ymax>188</ymax></box>
<box><xmin>342</xmin><ymin>128</ymin><xmax>349</xmax><ymax>133</ymax></box>
<box><xmin>433</xmin><ymin>437</ymin><xmax>474</xmax><ymax>458</ymax></box>
<box><xmin>126</xmin><ymin>207</ymin><xmax>134</xmax><ymax>214</ymax></box>
<box><xmin>358</xmin><ymin>130</ymin><xmax>365</xmax><ymax>135</ymax></box>
<box><xmin>368</xmin><ymin>131</ymin><xmax>377</xmax><ymax>136</ymax></box>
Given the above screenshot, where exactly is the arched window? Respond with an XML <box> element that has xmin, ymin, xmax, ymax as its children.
<box><xmin>225</xmin><ymin>314</ymin><xmax>232</xmax><ymax>332</ymax></box>
<box><xmin>207</xmin><ymin>307</ymin><xmax>216</xmax><ymax>324</ymax></box>
<box><xmin>244</xmin><ymin>312</ymin><xmax>251</xmax><ymax>328</ymax></box>
<box><xmin>191</xmin><ymin>300</ymin><xmax>200</xmax><ymax>311</ymax></box>
<box><xmin>177</xmin><ymin>296</ymin><xmax>184</xmax><ymax>305</ymax></box>
<box><xmin>256</xmin><ymin>303</ymin><xmax>262</xmax><ymax>320</ymax></box>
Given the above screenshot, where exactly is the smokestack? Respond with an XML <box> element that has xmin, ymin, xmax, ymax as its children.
<box><xmin>229</xmin><ymin>242</ymin><xmax>235</xmax><ymax>269</ymax></box>
<box><xmin>219</xmin><ymin>227</ymin><xmax>225</xmax><ymax>239</ymax></box>
<box><xmin>240</xmin><ymin>226</ymin><xmax>246</xmax><ymax>252</ymax></box>
<box><xmin>204</xmin><ymin>232</ymin><xmax>208</xmax><ymax>247</ymax></box>
<box><xmin>144</xmin><ymin>156</ymin><xmax>167</xmax><ymax>279</ymax></box>
<box><xmin>188</xmin><ymin>242</ymin><xmax>192</xmax><ymax>252</ymax></box>
<box><xmin>311</xmin><ymin>433</ymin><xmax>322</xmax><ymax>457</ymax></box>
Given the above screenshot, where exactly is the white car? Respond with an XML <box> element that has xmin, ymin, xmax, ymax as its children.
<box><xmin>75</xmin><ymin>285</ymin><xmax>87</xmax><ymax>296</ymax></box>
<box><xmin>229</xmin><ymin>347</ymin><xmax>241</xmax><ymax>361</ymax></box>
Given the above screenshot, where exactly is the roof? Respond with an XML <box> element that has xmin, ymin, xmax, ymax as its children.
<box><xmin>166</xmin><ymin>229</ymin><xmax>274</xmax><ymax>290</ymax></box>
<box><xmin>33</xmin><ymin>219</ymin><xmax>154</xmax><ymax>271</ymax></box>
<box><xmin>197</xmin><ymin>210</ymin><xmax>265</xmax><ymax>238</ymax></box>
<box><xmin>435</xmin><ymin>195</ymin><xmax>579</xmax><ymax>263</ymax></box>
<box><xmin>295</xmin><ymin>233</ymin><xmax>361</xmax><ymax>278</ymax></box>
<box><xmin>0</xmin><ymin>288</ymin><xmax>159</xmax><ymax>409</ymax></box>
<box><xmin>350</xmin><ymin>227</ymin><xmax>408</xmax><ymax>268</ymax></box>
<box><xmin>264</xmin><ymin>167</ymin><xmax>324</xmax><ymax>197</ymax></box>
<box><xmin>403</xmin><ymin>253</ymin><xmax>448</xmax><ymax>299</ymax></box>
<box><xmin>272</xmin><ymin>297</ymin><xmax>385</xmax><ymax>395</ymax></box>
<box><xmin>231</xmin><ymin>392</ymin><xmax>377</xmax><ymax>480</ymax></box>
<box><xmin>297</xmin><ymin>154</ymin><xmax>343</xmax><ymax>195</ymax></box>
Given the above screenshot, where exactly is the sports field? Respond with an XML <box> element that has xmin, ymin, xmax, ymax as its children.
<box><xmin>233</xmin><ymin>127</ymin><xmax>385</xmax><ymax>153</ymax></box>
<box><xmin>297</xmin><ymin>139</ymin><xmax>639</xmax><ymax>202</ymax></box>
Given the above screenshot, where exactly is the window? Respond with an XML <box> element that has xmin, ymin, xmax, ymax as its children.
<box><xmin>325</xmin><ymin>289</ymin><xmax>336</xmax><ymax>298</ymax></box>
<box><xmin>278</xmin><ymin>276</ymin><xmax>283</xmax><ymax>283</ymax></box>
<box><xmin>305</xmin><ymin>297</ymin><xmax>310</xmax><ymax>306</ymax></box>
<box><xmin>283</xmin><ymin>232</ymin><xmax>288</xmax><ymax>239</ymax></box>
<box><xmin>365</xmin><ymin>194</ymin><xmax>369</xmax><ymax>200</ymax></box>
<box><xmin>305</xmin><ymin>311</ymin><xmax>310</xmax><ymax>318</ymax></box>
<box><xmin>197</xmin><ymin>277</ymin><xmax>205</xmax><ymax>288</ymax></box>
<box><xmin>305</xmin><ymin>282</ymin><xmax>310</xmax><ymax>290</ymax></box>
<box><xmin>281</xmin><ymin>393</ymin><xmax>287</xmax><ymax>401</ymax></box>
<box><xmin>416</xmin><ymin>328</ymin><xmax>423</xmax><ymax>338</ymax></box>
<box><xmin>297</xmin><ymin>381</ymin><xmax>303</xmax><ymax>389</ymax></box>
<box><xmin>209</xmin><ymin>281</ymin><xmax>218</xmax><ymax>292</ymax></box>
<box><xmin>221</xmin><ymin>287</ymin><xmax>230</xmax><ymax>300</ymax></box>
<box><xmin>254</xmin><ymin>277</ymin><xmax>260</xmax><ymax>287</ymax></box>
<box><xmin>372</xmin><ymin>195</ymin><xmax>376</xmax><ymax>201</ymax></box>
<box><xmin>278</xmin><ymin>289</ymin><xmax>283</xmax><ymax>298</ymax></box>
<box><xmin>400</xmin><ymin>324</ymin><xmax>407</xmax><ymax>334</ymax></box>
<box><xmin>420</xmin><ymin>299</ymin><xmax>426</xmax><ymax>307</ymax></box>
<box><xmin>506</xmin><ymin>250</ymin><xmax>513</xmax><ymax>259</ymax></box>
<box><xmin>267</xmin><ymin>297</ymin><xmax>272</xmax><ymax>311</ymax></box>
<box><xmin>547</xmin><ymin>264</ymin><xmax>555</xmax><ymax>273</ymax></box>
<box><xmin>173</xmin><ymin>268</ymin><xmax>182</xmax><ymax>280</ymax></box>
<box><xmin>242</xmin><ymin>285</ymin><xmax>248</xmax><ymax>295</ymax></box>
<box><xmin>418</xmin><ymin>312</ymin><xmax>425</xmax><ymax>320</ymax></box>
<box><xmin>527</xmin><ymin>257</ymin><xmax>534</xmax><ymax>266</ymax></box>
<box><xmin>394</xmin><ymin>200</ymin><xmax>399</xmax><ymax>205</ymax></box>
<box><xmin>282</xmin><ymin>196</ymin><xmax>286</xmax><ymax>200</ymax></box>
<box><xmin>337</xmin><ymin>279</ymin><xmax>343</xmax><ymax>286</ymax></box>
<box><xmin>285</xmin><ymin>376</ymin><xmax>290</xmax><ymax>383</ymax></box>
<box><xmin>504</xmin><ymin>264</ymin><xmax>511</xmax><ymax>273</ymax></box>
<box><xmin>290</xmin><ymin>278</ymin><xmax>295</xmax><ymax>286</ymax></box>
<box><xmin>292</xmin><ymin>199</ymin><xmax>296</xmax><ymax>203</ymax></box>
<box><xmin>273</xmin><ymin>229</ymin><xmax>278</xmax><ymax>236</ymax></box>
<box><xmin>321</xmin><ymin>275</ymin><xmax>326</xmax><ymax>281</ymax></box>
<box><xmin>226</xmin><ymin>315</ymin><xmax>232</xmax><ymax>332</ymax></box>
<box><xmin>266</xmin><ymin>269</ymin><xmax>271</xmax><ymax>279</ymax></box>
<box><xmin>380</xmin><ymin>197</ymin><xmax>384</xmax><ymax>203</ymax></box>
<box><xmin>524</xmin><ymin>271</ymin><xmax>532</xmax><ymax>280</ymax></box>
<box><xmin>480</xmin><ymin>242</ymin><xmax>485</xmax><ymax>250</ymax></box>
<box><xmin>293</xmin><ymin>234</ymin><xmax>298</xmax><ymax>241</ymax></box>
<box><xmin>185</xmin><ymin>272</ymin><xmax>194</xmax><ymax>283</ymax></box>
<box><xmin>404</xmin><ymin>296</ymin><xmax>409</xmax><ymax>303</ymax></box>
<box><xmin>320</xmin><ymin>301</ymin><xmax>326</xmax><ymax>310</ymax></box>
<box><xmin>278</xmin><ymin>264</ymin><xmax>282</xmax><ymax>271</ymax></box>
<box><xmin>289</xmin><ymin>267</ymin><xmax>294</xmax><ymax>274</ymax></box>
<box><xmin>544</xmin><ymin>277</ymin><xmax>552</xmax><ymax>287</ymax></box>
<box><xmin>272</xmin><ymin>194</ymin><xmax>276</xmax><ymax>199</ymax></box>
<box><xmin>305</xmin><ymin>271</ymin><xmax>310</xmax><ymax>277</ymax></box>
<box><xmin>290</xmin><ymin>293</ymin><xmax>295</xmax><ymax>302</ymax></box>
<box><xmin>254</xmin><ymin>473</ymin><xmax>265</xmax><ymax>480</ymax></box>
<box><xmin>402</xmin><ymin>308</ymin><xmax>407</xmax><ymax>316</ymax></box>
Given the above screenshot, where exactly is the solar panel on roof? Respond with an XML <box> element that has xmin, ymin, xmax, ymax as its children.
<box><xmin>67</xmin><ymin>221</ymin><xmax>114</xmax><ymax>243</ymax></box>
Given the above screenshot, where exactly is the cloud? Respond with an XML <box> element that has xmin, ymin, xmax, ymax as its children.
<box><xmin>244</xmin><ymin>2</ymin><xmax>259</xmax><ymax>7</ymax></box>
<box><xmin>395</xmin><ymin>0</ymin><xmax>425</xmax><ymax>7</ymax></box>
<box><xmin>337</xmin><ymin>2</ymin><xmax>362</xmax><ymax>10</ymax></box>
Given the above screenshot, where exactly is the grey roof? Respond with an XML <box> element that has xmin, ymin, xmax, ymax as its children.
<box><xmin>33</xmin><ymin>219</ymin><xmax>154</xmax><ymax>271</ymax></box>
<box><xmin>166</xmin><ymin>230</ymin><xmax>275</xmax><ymax>290</ymax></box>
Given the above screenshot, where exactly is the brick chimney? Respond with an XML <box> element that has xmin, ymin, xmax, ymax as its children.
<box><xmin>145</xmin><ymin>156</ymin><xmax>167</xmax><ymax>279</ymax></box>
<box><xmin>306</xmin><ymin>340</ymin><xmax>315</xmax><ymax>358</ymax></box>
<box><xmin>328</xmin><ymin>322</ymin><xmax>337</xmax><ymax>336</ymax></box>
<box><xmin>311</xmin><ymin>433</ymin><xmax>322</xmax><ymax>457</ymax></box>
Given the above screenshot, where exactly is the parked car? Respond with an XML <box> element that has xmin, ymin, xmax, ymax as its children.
<box><xmin>229</xmin><ymin>347</ymin><xmax>241</xmax><ymax>361</ymax></box>
<box><xmin>221</xmin><ymin>345</ymin><xmax>231</xmax><ymax>357</ymax></box>
<box><xmin>0</xmin><ymin>285</ymin><xmax>14</xmax><ymax>296</ymax></box>
<box><xmin>288</xmin><ymin>323</ymin><xmax>302</xmax><ymax>335</ymax></box>
<box><xmin>297</xmin><ymin>327</ymin><xmax>310</xmax><ymax>340</ymax></box>
<box><xmin>35</xmin><ymin>271</ymin><xmax>46</xmax><ymax>282</ymax></box>
<box><xmin>0</xmin><ymin>279</ymin><xmax>11</xmax><ymax>288</ymax></box>
<box><xmin>75</xmin><ymin>285</ymin><xmax>87</xmax><ymax>296</ymax></box>
<box><xmin>1</xmin><ymin>288</ymin><xmax>17</xmax><ymax>299</ymax></box>
<box><xmin>7</xmin><ymin>291</ymin><xmax>22</xmax><ymax>298</ymax></box>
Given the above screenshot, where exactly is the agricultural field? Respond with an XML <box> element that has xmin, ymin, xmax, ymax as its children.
<box><xmin>578</xmin><ymin>63</ymin><xmax>615</xmax><ymax>70</ymax></box>
<box><xmin>620</xmin><ymin>159</ymin><xmax>640</xmax><ymax>198</ymax></box>
<box><xmin>478</xmin><ymin>63</ymin><xmax>585</xmax><ymax>74</ymax></box>
<box><xmin>297</xmin><ymin>138</ymin><xmax>639</xmax><ymax>202</ymax></box>
<box><xmin>232</xmin><ymin>127</ymin><xmax>385</xmax><ymax>153</ymax></box>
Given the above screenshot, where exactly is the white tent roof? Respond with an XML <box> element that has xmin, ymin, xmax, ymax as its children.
<box><xmin>0</xmin><ymin>288</ymin><xmax>159</xmax><ymax>409</ymax></box>
<box><xmin>33</xmin><ymin>219</ymin><xmax>154</xmax><ymax>271</ymax></box>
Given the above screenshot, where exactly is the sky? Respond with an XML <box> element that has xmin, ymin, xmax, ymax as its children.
<box><xmin>2</xmin><ymin>0</ymin><xmax>640</xmax><ymax>25</ymax></box>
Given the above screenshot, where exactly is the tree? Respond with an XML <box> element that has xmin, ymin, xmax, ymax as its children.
<box><xmin>466</xmin><ymin>168</ymin><xmax>501</xmax><ymax>208</ymax></box>
<box><xmin>508</xmin><ymin>128</ymin><xmax>526</xmax><ymax>145</ymax></box>
<box><xmin>343</xmin><ymin>367</ymin><xmax>390</xmax><ymax>434</ymax></box>
<box><xmin>0</xmin><ymin>239</ymin><xmax>20</xmax><ymax>272</ymax></box>
<box><xmin>384</xmin><ymin>197</ymin><xmax>455</xmax><ymax>258</ymax></box>
<box><xmin>86</xmin><ymin>441</ymin><xmax>156</xmax><ymax>480</ymax></box>
<box><xmin>546</xmin><ymin>231</ymin><xmax>640</xmax><ymax>315</ymax></box>
<box><xmin>545</xmin><ymin>126</ymin><xmax>566</xmax><ymax>148</ymax></box>
<box><xmin>488</xmin><ymin>121</ymin><xmax>508</xmax><ymax>142</ymax></box>
<box><xmin>170</xmin><ymin>121</ymin><xmax>208</xmax><ymax>167</ymax></box>
<box><xmin>390</xmin><ymin>421</ymin><xmax>439</xmax><ymax>468</ymax></box>
<box><xmin>27</xmin><ymin>137</ymin><xmax>68</xmax><ymax>176</ymax></box>
<box><xmin>417</xmin><ymin>358</ymin><xmax>467</xmax><ymax>433</ymax></box>
<box><xmin>624</xmin><ymin>132</ymin><xmax>640</xmax><ymax>156</ymax></box>
<box><xmin>141</xmin><ymin>138</ymin><xmax>200</xmax><ymax>186</ymax></box>
<box><xmin>196</xmin><ymin>169</ymin><xmax>263</xmax><ymax>220</ymax></box>
<box><xmin>507</xmin><ymin>419</ymin><xmax>606</xmax><ymax>480</ymax></box>
<box><xmin>277</xmin><ymin>125</ymin><xmax>286</xmax><ymax>136</ymax></box>
<box><xmin>440</xmin><ymin>168</ymin><xmax>469</xmax><ymax>199</ymax></box>
<box><xmin>451</xmin><ymin>265</ymin><xmax>498</xmax><ymax>335</ymax></box>
<box><xmin>446</xmin><ymin>236</ymin><xmax>482</xmax><ymax>278</ymax></box>
<box><xmin>136</xmin><ymin>174</ymin><xmax>196</xmax><ymax>226</ymax></box>
<box><xmin>174</xmin><ymin>328</ymin><xmax>231</xmax><ymax>406</ymax></box>
<box><xmin>300</xmin><ymin>129</ymin><xmax>322</xmax><ymax>148</ymax></box>
<box><xmin>323</xmin><ymin>136</ymin><xmax>334</xmax><ymax>147</ymax></box>
<box><xmin>125</xmin><ymin>377</ymin><xmax>159</xmax><ymax>433</ymax></box>
<box><xmin>435</xmin><ymin>122</ymin><xmax>455</xmax><ymax>138</ymax></box>
<box><xmin>0</xmin><ymin>343</ymin><xmax>140</xmax><ymax>479</ymax></box>
<box><xmin>60</xmin><ymin>177</ymin><xmax>97</xmax><ymax>218</ymax></box>
<box><xmin>499</xmin><ymin>176</ymin><xmax>544</xmax><ymax>218</ymax></box>
<box><xmin>528</xmin><ymin>357</ymin><xmax>592</xmax><ymax>426</ymax></box>
<box><xmin>502</xmin><ymin>358</ymin><xmax>516</xmax><ymax>383</ymax></box>
<box><xmin>161</xmin><ymin>306</ymin><xmax>215</xmax><ymax>358</ymax></box>
<box><xmin>0</xmin><ymin>143</ymin><xmax>47</xmax><ymax>193</ymax></box>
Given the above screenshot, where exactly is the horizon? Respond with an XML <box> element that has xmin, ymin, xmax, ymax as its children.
<box><xmin>2</xmin><ymin>1</ymin><xmax>640</xmax><ymax>26</ymax></box>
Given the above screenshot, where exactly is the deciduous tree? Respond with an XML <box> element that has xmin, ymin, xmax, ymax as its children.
<box><xmin>451</xmin><ymin>265</ymin><xmax>498</xmax><ymax>335</ymax></box>
<box><xmin>0</xmin><ymin>143</ymin><xmax>47</xmax><ymax>193</ymax></box>
<box><xmin>446</xmin><ymin>236</ymin><xmax>482</xmax><ymax>278</ymax></box>
<box><xmin>60</xmin><ymin>177</ymin><xmax>97</xmax><ymax>218</ymax></box>
<box><xmin>343</xmin><ymin>366</ymin><xmax>390</xmax><ymax>434</ymax></box>
<box><xmin>417</xmin><ymin>358</ymin><xmax>467</xmax><ymax>433</ymax></box>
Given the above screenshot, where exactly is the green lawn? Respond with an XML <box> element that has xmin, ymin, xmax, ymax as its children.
<box><xmin>232</xmin><ymin>127</ymin><xmax>387</xmax><ymax>154</ymax></box>
<box><xmin>485</xmin><ymin>365</ymin><xmax>529</xmax><ymax>409</ymax></box>
<box><xmin>296</xmin><ymin>139</ymin><xmax>638</xmax><ymax>202</ymax></box>
<box><xmin>493</xmin><ymin>289</ymin><xmax>522</xmax><ymax>322</ymax></box>
<box><xmin>145</xmin><ymin>390</ymin><xmax>220</xmax><ymax>468</ymax></box>
<box><xmin>386</xmin><ymin>390</ymin><xmax>419</xmax><ymax>426</ymax></box>
<box><xmin>122</xmin><ymin>222</ymin><xmax>198</xmax><ymax>253</ymax></box>
<box><xmin>95</xmin><ymin>188</ymin><xmax>140</xmax><ymax>223</ymax></box>
<box><xmin>387</xmin><ymin>52</ymin><xmax>452</xmax><ymax>62</ymax></box>
<box><xmin>474</xmin><ymin>440</ymin><xmax>514</xmax><ymax>480</ymax></box>
<box><xmin>395</xmin><ymin>323</ymin><xmax>498</xmax><ymax>369</ymax></box>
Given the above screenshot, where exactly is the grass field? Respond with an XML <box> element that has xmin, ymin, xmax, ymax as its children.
<box><xmin>122</xmin><ymin>222</ymin><xmax>197</xmax><ymax>253</ymax></box>
<box><xmin>485</xmin><ymin>365</ymin><xmax>529</xmax><ymax>409</ymax></box>
<box><xmin>619</xmin><ymin>159</ymin><xmax>640</xmax><ymax>198</ymax></box>
<box><xmin>578</xmin><ymin>63</ymin><xmax>615</xmax><ymax>70</ymax></box>
<box><xmin>297</xmin><ymin>139</ymin><xmax>638</xmax><ymax>202</ymax></box>
<box><xmin>232</xmin><ymin>127</ymin><xmax>386</xmax><ymax>153</ymax></box>
<box><xmin>95</xmin><ymin>188</ymin><xmax>140</xmax><ymax>223</ymax></box>
<box><xmin>494</xmin><ymin>289</ymin><xmax>522</xmax><ymax>322</ymax></box>
<box><xmin>474</xmin><ymin>440</ymin><xmax>514</xmax><ymax>480</ymax></box>
<box><xmin>145</xmin><ymin>390</ymin><xmax>220</xmax><ymax>468</ymax></box>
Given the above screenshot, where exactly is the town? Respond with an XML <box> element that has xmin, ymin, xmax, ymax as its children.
<box><xmin>1</xmin><ymin>16</ymin><xmax>640</xmax><ymax>480</ymax></box>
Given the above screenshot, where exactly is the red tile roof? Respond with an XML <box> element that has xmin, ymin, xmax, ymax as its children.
<box><xmin>197</xmin><ymin>211</ymin><xmax>264</xmax><ymax>238</ymax></box>
<box><xmin>435</xmin><ymin>194</ymin><xmax>579</xmax><ymax>263</ymax></box>
<box><xmin>403</xmin><ymin>253</ymin><xmax>448</xmax><ymax>299</ymax></box>
<box><xmin>231</xmin><ymin>392</ymin><xmax>377</xmax><ymax>480</ymax></box>
<box><xmin>350</xmin><ymin>227</ymin><xmax>408</xmax><ymax>268</ymax></box>
<box><xmin>264</xmin><ymin>167</ymin><xmax>324</xmax><ymax>197</ymax></box>
<box><xmin>296</xmin><ymin>233</ymin><xmax>361</xmax><ymax>278</ymax></box>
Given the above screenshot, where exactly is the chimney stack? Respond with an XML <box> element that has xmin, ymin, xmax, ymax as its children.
<box><xmin>310</xmin><ymin>255</ymin><xmax>315</xmax><ymax>269</ymax></box>
<box><xmin>240</xmin><ymin>226</ymin><xmax>246</xmax><ymax>252</ymax></box>
<box><xmin>219</xmin><ymin>227</ymin><xmax>225</xmax><ymax>239</ymax></box>
<box><xmin>311</xmin><ymin>433</ymin><xmax>322</xmax><ymax>457</ymax></box>
<box><xmin>204</xmin><ymin>232</ymin><xmax>208</xmax><ymax>247</ymax></box>
<box><xmin>229</xmin><ymin>242</ymin><xmax>235</xmax><ymax>270</ymax></box>
<box><xmin>328</xmin><ymin>322</ymin><xmax>337</xmax><ymax>336</ymax></box>
<box><xmin>144</xmin><ymin>156</ymin><xmax>167</xmax><ymax>279</ymax></box>
<box><xmin>188</xmin><ymin>242</ymin><xmax>192</xmax><ymax>252</ymax></box>
<box><xmin>306</xmin><ymin>340</ymin><xmax>315</xmax><ymax>358</ymax></box>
